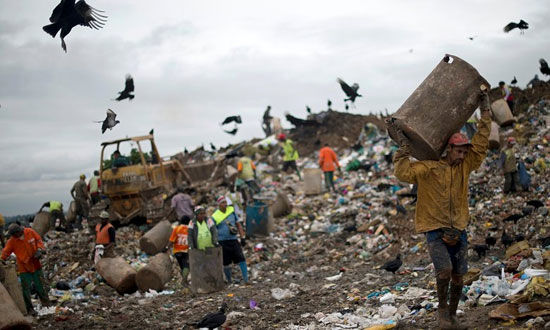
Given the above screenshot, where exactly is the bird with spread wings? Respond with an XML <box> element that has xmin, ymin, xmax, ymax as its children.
<box><xmin>43</xmin><ymin>0</ymin><xmax>107</xmax><ymax>52</ymax></box>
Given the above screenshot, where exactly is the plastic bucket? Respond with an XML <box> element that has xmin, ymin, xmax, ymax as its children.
<box><xmin>246</xmin><ymin>201</ymin><xmax>273</xmax><ymax>237</ymax></box>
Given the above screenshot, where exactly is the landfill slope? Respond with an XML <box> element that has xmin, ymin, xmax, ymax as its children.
<box><xmin>12</xmin><ymin>90</ymin><xmax>550</xmax><ymax>329</ymax></box>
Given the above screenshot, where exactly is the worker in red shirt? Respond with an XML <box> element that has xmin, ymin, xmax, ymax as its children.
<box><xmin>95</xmin><ymin>211</ymin><xmax>115</xmax><ymax>259</ymax></box>
<box><xmin>1</xmin><ymin>223</ymin><xmax>51</xmax><ymax>314</ymax></box>
<box><xmin>319</xmin><ymin>143</ymin><xmax>341</xmax><ymax>192</ymax></box>
<box><xmin>167</xmin><ymin>218</ymin><xmax>190</xmax><ymax>285</ymax></box>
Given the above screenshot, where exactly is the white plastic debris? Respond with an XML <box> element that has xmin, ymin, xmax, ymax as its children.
<box><xmin>271</xmin><ymin>288</ymin><xmax>295</xmax><ymax>300</ymax></box>
<box><xmin>325</xmin><ymin>272</ymin><xmax>343</xmax><ymax>281</ymax></box>
<box><xmin>378</xmin><ymin>304</ymin><xmax>398</xmax><ymax>319</ymax></box>
<box><xmin>379</xmin><ymin>292</ymin><xmax>396</xmax><ymax>304</ymax></box>
<box><xmin>37</xmin><ymin>306</ymin><xmax>57</xmax><ymax>316</ymax></box>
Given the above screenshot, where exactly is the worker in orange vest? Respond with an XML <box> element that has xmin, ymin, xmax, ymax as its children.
<box><xmin>1</xmin><ymin>223</ymin><xmax>51</xmax><ymax>314</ymax></box>
<box><xmin>319</xmin><ymin>143</ymin><xmax>341</xmax><ymax>192</ymax></box>
<box><xmin>166</xmin><ymin>217</ymin><xmax>190</xmax><ymax>284</ymax></box>
<box><xmin>95</xmin><ymin>211</ymin><xmax>115</xmax><ymax>259</ymax></box>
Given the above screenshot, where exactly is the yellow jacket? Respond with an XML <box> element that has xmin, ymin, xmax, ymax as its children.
<box><xmin>394</xmin><ymin>116</ymin><xmax>491</xmax><ymax>233</ymax></box>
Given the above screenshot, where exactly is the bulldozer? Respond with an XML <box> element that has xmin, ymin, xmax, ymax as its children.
<box><xmin>88</xmin><ymin>133</ymin><xmax>186</xmax><ymax>227</ymax></box>
<box><xmin>88</xmin><ymin>132</ymin><xmax>228</xmax><ymax>228</ymax></box>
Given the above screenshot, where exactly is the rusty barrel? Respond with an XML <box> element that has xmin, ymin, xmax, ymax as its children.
<box><xmin>66</xmin><ymin>201</ymin><xmax>77</xmax><ymax>223</ymax></box>
<box><xmin>387</xmin><ymin>54</ymin><xmax>490</xmax><ymax>160</ymax></box>
<box><xmin>31</xmin><ymin>211</ymin><xmax>50</xmax><ymax>237</ymax></box>
<box><xmin>303</xmin><ymin>168</ymin><xmax>323</xmax><ymax>195</ymax></box>
<box><xmin>491</xmin><ymin>99</ymin><xmax>516</xmax><ymax>127</ymax></box>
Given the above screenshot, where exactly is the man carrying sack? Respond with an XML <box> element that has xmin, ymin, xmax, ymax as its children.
<box><xmin>390</xmin><ymin>91</ymin><xmax>491</xmax><ymax>330</ymax></box>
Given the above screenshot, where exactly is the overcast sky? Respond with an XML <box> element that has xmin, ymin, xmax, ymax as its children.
<box><xmin>1</xmin><ymin>0</ymin><xmax>548</xmax><ymax>215</ymax></box>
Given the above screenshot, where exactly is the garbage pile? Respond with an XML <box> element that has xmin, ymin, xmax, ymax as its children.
<box><xmin>3</xmin><ymin>92</ymin><xmax>549</xmax><ymax>329</ymax></box>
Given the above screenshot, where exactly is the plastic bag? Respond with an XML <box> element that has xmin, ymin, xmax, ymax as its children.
<box><xmin>517</xmin><ymin>161</ymin><xmax>531</xmax><ymax>190</ymax></box>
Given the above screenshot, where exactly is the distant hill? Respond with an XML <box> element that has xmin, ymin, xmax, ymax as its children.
<box><xmin>5</xmin><ymin>214</ymin><xmax>35</xmax><ymax>227</ymax></box>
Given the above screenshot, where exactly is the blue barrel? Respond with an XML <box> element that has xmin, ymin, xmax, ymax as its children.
<box><xmin>246</xmin><ymin>201</ymin><xmax>271</xmax><ymax>237</ymax></box>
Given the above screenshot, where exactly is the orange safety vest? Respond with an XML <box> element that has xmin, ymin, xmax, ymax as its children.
<box><xmin>169</xmin><ymin>225</ymin><xmax>189</xmax><ymax>253</ymax></box>
<box><xmin>95</xmin><ymin>223</ymin><xmax>114</xmax><ymax>244</ymax></box>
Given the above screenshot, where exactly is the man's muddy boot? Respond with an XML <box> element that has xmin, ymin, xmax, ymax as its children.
<box><xmin>449</xmin><ymin>283</ymin><xmax>468</xmax><ymax>330</ymax></box>
<box><xmin>437</xmin><ymin>278</ymin><xmax>453</xmax><ymax>330</ymax></box>
<box><xmin>181</xmin><ymin>268</ymin><xmax>190</xmax><ymax>286</ymax></box>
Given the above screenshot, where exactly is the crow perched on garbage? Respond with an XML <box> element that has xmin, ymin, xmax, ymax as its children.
<box><xmin>472</xmin><ymin>244</ymin><xmax>489</xmax><ymax>259</ymax></box>
<box><xmin>381</xmin><ymin>254</ymin><xmax>402</xmax><ymax>274</ymax></box>
<box><xmin>511</xmin><ymin>76</ymin><xmax>517</xmax><ymax>85</ymax></box>
<box><xmin>210</xmin><ymin>142</ymin><xmax>216</xmax><ymax>151</ymax></box>
<box><xmin>95</xmin><ymin>109</ymin><xmax>119</xmax><ymax>134</ymax></box>
<box><xmin>337</xmin><ymin>78</ymin><xmax>362</xmax><ymax>103</ymax></box>
<box><xmin>221</xmin><ymin>115</ymin><xmax>242</xmax><ymax>125</ymax></box>
<box><xmin>526</xmin><ymin>200</ymin><xmax>544</xmax><ymax>209</ymax></box>
<box><xmin>540</xmin><ymin>237</ymin><xmax>550</xmax><ymax>248</ymax></box>
<box><xmin>485</xmin><ymin>235</ymin><xmax>497</xmax><ymax>248</ymax></box>
<box><xmin>188</xmin><ymin>303</ymin><xmax>228</xmax><ymax>329</ymax></box>
<box><xmin>540</xmin><ymin>59</ymin><xmax>550</xmax><ymax>76</ymax></box>
<box><xmin>114</xmin><ymin>75</ymin><xmax>135</xmax><ymax>101</ymax></box>
<box><xmin>528</xmin><ymin>74</ymin><xmax>542</xmax><ymax>88</ymax></box>
<box><xmin>43</xmin><ymin>0</ymin><xmax>107</xmax><ymax>52</ymax></box>
<box><xmin>501</xmin><ymin>230</ymin><xmax>514</xmax><ymax>248</ymax></box>
<box><xmin>503</xmin><ymin>19</ymin><xmax>529</xmax><ymax>33</ymax></box>
<box><xmin>503</xmin><ymin>213</ymin><xmax>523</xmax><ymax>224</ymax></box>
<box><xmin>515</xmin><ymin>234</ymin><xmax>525</xmax><ymax>242</ymax></box>
<box><xmin>327</xmin><ymin>99</ymin><xmax>332</xmax><ymax>110</ymax></box>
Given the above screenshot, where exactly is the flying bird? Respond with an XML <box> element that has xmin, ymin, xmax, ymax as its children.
<box><xmin>345</xmin><ymin>104</ymin><xmax>349</xmax><ymax>111</ymax></box>
<box><xmin>188</xmin><ymin>303</ymin><xmax>228</xmax><ymax>329</ymax></box>
<box><xmin>95</xmin><ymin>109</ymin><xmax>119</xmax><ymax>134</ymax></box>
<box><xmin>540</xmin><ymin>59</ymin><xmax>550</xmax><ymax>76</ymax></box>
<box><xmin>306</xmin><ymin>106</ymin><xmax>311</xmax><ymax>114</ymax></box>
<box><xmin>114</xmin><ymin>75</ymin><xmax>135</xmax><ymax>101</ymax></box>
<box><xmin>43</xmin><ymin>0</ymin><xmax>107</xmax><ymax>52</ymax></box>
<box><xmin>468</xmin><ymin>36</ymin><xmax>477</xmax><ymax>41</ymax></box>
<box><xmin>381</xmin><ymin>254</ymin><xmax>402</xmax><ymax>274</ymax></box>
<box><xmin>503</xmin><ymin>20</ymin><xmax>529</xmax><ymax>34</ymax></box>
<box><xmin>210</xmin><ymin>142</ymin><xmax>216</xmax><ymax>151</ymax></box>
<box><xmin>511</xmin><ymin>76</ymin><xmax>517</xmax><ymax>85</ymax></box>
<box><xmin>221</xmin><ymin>115</ymin><xmax>242</xmax><ymax>125</ymax></box>
<box><xmin>337</xmin><ymin>78</ymin><xmax>362</xmax><ymax>103</ymax></box>
<box><xmin>224</xmin><ymin>128</ymin><xmax>238</xmax><ymax>135</ymax></box>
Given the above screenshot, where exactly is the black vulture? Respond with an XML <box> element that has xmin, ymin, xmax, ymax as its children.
<box><xmin>337</xmin><ymin>78</ymin><xmax>362</xmax><ymax>103</ymax></box>
<box><xmin>43</xmin><ymin>0</ymin><xmax>107</xmax><ymax>52</ymax></box>
<box><xmin>381</xmin><ymin>254</ymin><xmax>402</xmax><ymax>274</ymax></box>
<box><xmin>503</xmin><ymin>20</ymin><xmax>529</xmax><ymax>33</ymax></box>
<box><xmin>221</xmin><ymin>115</ymin><xmax>242</xmax><ymax>125</ymax></box>
<box><xmin>114</xmin><ymin>75</ymin><xmax>135</xmax><ymax>101</ymax></box>
<box><xmin>188</xmin><ymin>303</ymin><xmax>228</xmax><ymax>329</ymax></box>
<box><xmin>540</xmin><ymin>59</ymin><xmax>550</xmax><ymax>76</ymax></box>
<box><xmin>95</xmin><ymin>109</ymin><xmax>119</xmax><ymax>134</ymax></box>
<box><xmin>224</xmin><ymin>127</ymin><xmax>238</xmax><ymax>135</ymax></box>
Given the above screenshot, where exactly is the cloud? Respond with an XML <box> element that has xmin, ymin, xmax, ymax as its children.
<box><xmin>1</xmin><ymin>0</ymin><xmax>549</xmax><ymax>215</ymax></box>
